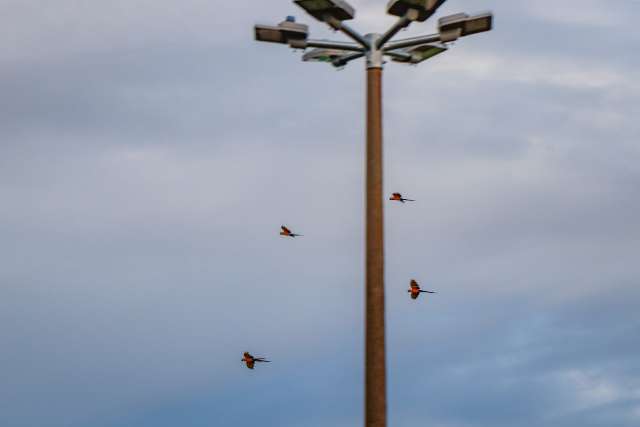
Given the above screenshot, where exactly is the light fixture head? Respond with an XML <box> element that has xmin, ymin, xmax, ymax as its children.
<box><xmin>294</xmin><ymin>0</ymin><xmax>355</xmax><ymax>22</ymax></box>
<box><xmin>438</xmin><ymin>12</ymin><xmax>493</xmax><ymax>41</ymax></box>
<box><xmin>302</xmin><ymin>48</ymin><xmax>350</xmax><ymax>64</ymax></box>
<box><xmin>460</xmin><ymin>12</ymin><xmax>493</xmax><ymax>36</ymax></box>
<box><xmin>390</xmin><ymin>43</ymin><xmax>447</xmax><ymax>64</ymax></box>
<box><xmin>386</xmin><ymin>0</ymin><xmax>447</xmax><ymax>22</ymax></box>
<box><xmin>255</xmin><ymin>17</ymin><xmax>309</xmax><ymax>44</ymax></box>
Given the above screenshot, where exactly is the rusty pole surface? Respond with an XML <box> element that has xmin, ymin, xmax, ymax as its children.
<box><xmin>365</xmin><ymin>66</ymin><xmax>386</xmax><ymax>427</ymax></box>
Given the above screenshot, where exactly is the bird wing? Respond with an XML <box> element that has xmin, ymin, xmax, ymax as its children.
<box><xmin>246</xmin><ymin>360</ymin><xmax>255</xmax><ymax>369</ymax></box>
<box><xmin>392</xmin><ymin>193</ymin><xmax>401</xmax><ymax>198</ymax></box>
<box><xmin>411</xmin><ymin>292</ymin><xmax>419</xmax><ymax>300</ymax></box>
<box><xmin>410</xmin><ymin>280</ymin><xmax>420</xmax><ymax>290</ymax></box>
<box><xmin>281</xmin><ymin>226</ymin><xmax>291</xmax><ymax>234</ymax></box>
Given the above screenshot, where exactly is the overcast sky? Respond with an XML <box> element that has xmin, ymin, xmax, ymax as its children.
<box><xmin>1</xmin><ymin>1</ymin><xmax>640</xmax><ymax>426</ymax></box>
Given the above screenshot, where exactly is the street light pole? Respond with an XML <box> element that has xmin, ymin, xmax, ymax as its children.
<box><xmin>254</xmin><ymin>2</ymin><xmax>493</xmax><ymax>426</ymax></box>
<box><xmin>366</xmin><ymin>59</ymin><xmax>385</xmax><ymax>427</ymax></box>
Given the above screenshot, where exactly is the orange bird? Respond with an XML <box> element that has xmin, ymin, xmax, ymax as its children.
<box><xmin>242</xmin><ymin>352</ymin><xmax>270</xmax><ymax>370</ymax></box>
<box><xmin>390</xmin><ymin>192</ymin><xmax>415</xmax><ymax>203</ymax></box>
<box><xmin>408</xmin><ymin>279</ymin><xmax>436</xmax><ymax>300</ymax></box>
<box><xmin>280</xmin><ymin>225</ymin><xmax>302</xmax><ymax>237</ymax></box>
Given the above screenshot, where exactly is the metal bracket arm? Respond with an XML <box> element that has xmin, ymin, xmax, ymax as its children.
<box><xmin>332</xmin><ymin>52</ymin><xmax>365</xmax><ymax>68</ymax></box>
<box><xmin>376</xmin><ymin>9</ymin><xmax>419</xmax><ymax>49</ymax></box>
<box><xmin>382</xmin><ymin>33</ymin><xmax>441</xmax><ymax>51</ymax></box>
<box><xmin>325</xmin><ymin>15</ymin><xmax>370</xmax><ymax>48</ymax></box>
<box><xmin>296</xmin><ymin>39</ymin><xmax>365</xmax><ymax>52</ymax></box>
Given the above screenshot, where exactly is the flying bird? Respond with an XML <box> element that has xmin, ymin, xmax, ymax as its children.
<box><xmin>242</xmin><ymin>352</ymin><xmax>270</xmax><ymax>370</ymax></box>
<box><xmin>408</xmin><ymin>279</ymin><xmax>436</xmax><ymax>300</ymax></box>
<box><xmin>280</xmin><ymin>225</ymin><xmax>302</xmax><ymax>237</ymax></box>
<box><xmin>390</xmin><ymin>192</ymin><xmax>415</xmax><ymax>203</ymax></box>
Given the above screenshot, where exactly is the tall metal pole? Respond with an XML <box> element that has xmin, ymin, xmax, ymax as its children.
<box><xmin>255</xmin><ymin>9</ymin><xmax>493</xmax><ymax>427</ymax></box>
<box><xmin>365</xmin><ymin>40</ymin><xmax>386</xmax><ymax>427</ymax></box>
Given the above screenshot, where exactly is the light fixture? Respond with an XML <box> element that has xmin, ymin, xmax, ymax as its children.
<box><xmin>302</xmin><ymin>48</ymin><xmax>350</xmax><ymax>63</ymax></box>
<box><xmin>438</xmin><ymin>12</ymin><xmax>493</xmax><ymax>41</ymax></box>
<box><xmin>294</xmin><ymin>0</ymin><xmax>355</xmax><ymax>22</ymax></box>
<box><xmin>254</xmin><ymin>16</ymin><xmax>309</xmax><ymax>44</ymax></box>
<box><xmin>386</xmin><ymin>0</ymin><xmax>447</xmax><ymax>22</ymax></box>
<box><xmin>390</xmin><ymin>43</ymin><xmax>447</xmax><ymax>64</ymax></box>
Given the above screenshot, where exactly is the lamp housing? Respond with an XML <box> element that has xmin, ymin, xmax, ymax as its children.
<box><xmin>387</xmin><ymin>0</ymin><xmax>447</xmax><ymax>22</ymax></box>
<box><xmin>294</xmin><ymin>0</ymin><xmax>355</xmax><ymax>22</ymax></box>
<box><xmin>391</xmin><ymin>43</ymin><xmax>447</xmax><ymax>64</ymax></box>
<box><xmin>438</xmin><ymin>12</ymin><xmax>493</xmax><ymax>41</ymax></box>
<box><xmin>302</xmin><ymin>48</ymin><xmax>350</xmax><ymax>63</ymax></box>
<box><xmin>255</xmin><ymin>16</ymin><xmax>309</xmax><ymax>44</ymax></box>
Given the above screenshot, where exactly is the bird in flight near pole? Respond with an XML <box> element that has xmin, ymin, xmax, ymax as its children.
<box><xmin>242</xmin><ymin>352</ymin><xmax>270</xmax><ymax>370</ymax></box>
<box><xmin>408</xmin><ymin>280</ymin><xmax>436</xmax><ymax>300</ymax></box>
<box><xmin>280</xmin><ymin>225</ymin><xmax>302</xmax><ymax>237</ymax></box>
<box><xmin>390</xmin><ymin>192</ymin><xmax>415</xmax><ymax>203</ymax></box>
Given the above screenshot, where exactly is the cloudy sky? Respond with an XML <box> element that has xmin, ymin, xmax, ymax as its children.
<box><xmin>1</xmin><ymin>1</ymin><xmax>639</xmax><ymax>426</ymax></box>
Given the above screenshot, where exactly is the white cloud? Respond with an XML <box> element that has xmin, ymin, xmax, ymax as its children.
<box><xmin>525</xmin><ymin>0</ymin><xmax>632</xmax><ymax>27</ymax></box>
<box><xmin>559</xmin><ymin>369</ymin><xmax>624</xmax><ymax>410</ymax></box>
<box><xmin>430</xmin><ymin>52</ymin><xmax>638</xmax><ymax>91</ymax></box>
<box><xmin>0</xmin><ymin>0</ymin><xmax>277</xmax><ymax>64</ymax></box>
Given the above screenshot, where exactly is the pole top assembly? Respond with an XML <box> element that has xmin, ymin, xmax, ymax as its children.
<box><xmin>255</xmin><ymin>0</ymin><xmax>493</xmax><ymax>70</ymax></box>
<box><xmin>365</xmin><ymin>34</ymin><xmax>384</xmax><ymax>69</ymax></box>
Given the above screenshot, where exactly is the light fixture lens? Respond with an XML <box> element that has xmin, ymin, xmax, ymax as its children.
<box><xmin>413</xmin><ymin>44</ymin><xmax>447</xmax><ymax>61</ymax></box>
<box><xmin>295</xmin><ymin>0</ymin><xmax>355</xmax><ymax>21</ymax></box>
<box><xmin>303</xmin><ymin>48</ymin><xmax>348</xmax><ymax>63</ymax></box>
<box><xmin>390</xmin><ymin>44</ymin><xmax>447</xmax><ymax>64</ymax></box>
<box><xmin>463</xmin><ymin>13</ymin><xmax>492</xmax><ymax>35</ymax></box>
<box><xmin>255</xmin><ymin>26</ymin><xmax>286</xmax><ymax>43</ymax></box>
<box><xmin>297</xmin><ymin>0</ymin><xmax>332</xmax><ymax>11</ymax></box>
<box><xmin>387</xmin><ymin>0</ymin><xmax>446</xmax><ymax>22</ymax></box>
